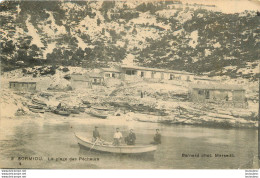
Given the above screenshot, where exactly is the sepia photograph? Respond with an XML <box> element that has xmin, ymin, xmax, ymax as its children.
<box><xmin>0</xmin><ymin>0</ymin><xmax>259</xmax><ymax>170</ymax></box>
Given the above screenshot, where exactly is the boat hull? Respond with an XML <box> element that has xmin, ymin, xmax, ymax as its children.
<box><xmin>32</xmin><ymin>99</ymin><xmax>47</xmax><ymax>106</ymax></box>
<box><xmin>88</xmin><ymin>110</ymin><xmax>107</xmax><ymax>119</ymax></box>
<box><xmin>53</xmin><ymin>110</ymin><xmax>70</xmax><ymax>116</ymax></box>
<box><xmin>75</xmin><ymin>134</ymin><xmax>157</xmax><ymax>154</ymax></box>
<box><xmin>29</xmin><ymin>107</ymin><xmax>45</xmax><ymax>113</ymax></box>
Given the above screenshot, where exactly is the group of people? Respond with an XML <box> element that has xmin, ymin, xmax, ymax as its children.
<box><xmin>92</xmin><ymin>126</ymin><xmax>161</xmax><ymax>146</ymax></box>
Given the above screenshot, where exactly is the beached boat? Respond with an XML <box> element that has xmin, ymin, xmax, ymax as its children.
<box><xmin>78</xmin><ymin>107</ymin><xmax>85</xmax><ymax>112</ymax></box>
<box><xmin>29</xmin><ymin>107</ymin><xmax>45</xmax><ymax>113</ymax></box>
<box><xmin>32</xmin><ymin>98</ymin><xmax>47</xmax><ymax>106</ymax></box>
<box><xmin>82</xmin><ymin>100</ymin><xmax>91</xmax><ymax>105</ymax></box>
<box><xmin>89</xmin><ymin>110</ymin><xmax>107</xmax><ymax>119</ymax></box>
<box><xmin>69</xmin><ymin>108</ymin><xmax>80</xmax><ymax>114</ymax></box>
<box><xmin>75</xmin><ymin>133</ymin><xmax>157</xmax><ymax>154</ymax></box>
<box><xmin>53</xmin><ymin>109</ymin><xmax>70</xmax><ymax>116</ymax></box>
<box><xmin>91</xmin><ymin>106</ymin><xmax>113</xmax><ymax>111</ymax></box>
<box><xmin>28</xmin><ymin>104</ymin><xmax>44</xmax><ymax>109</ymax></box>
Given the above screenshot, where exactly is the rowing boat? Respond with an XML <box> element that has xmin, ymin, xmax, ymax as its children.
<box><xmin>53</xmin><ymin>109</ymin><xmax>71</xmax><ymax>116</ymax></box>
<box><xmin>88</xmin><ymin>110</ymin><xmax>107</xmax><ymax>119</ymax></box>
<box><xmin>28</xmin><ymin>104</ymin><xmax>44</xmax><ymax>109</ymax></box>
<box><xmin>32</xmin><ymin>98</ymin><xmax>47</xmax><ymax>106</ymax></box>
<box><xmin>75</xmin><ymin>133</ymin><xmax>157</xmax><ymax>154</ymax></box>
<box><xmin>29</xmin><ymin>107</ymin><xmax>45</xmax><ymax>113</ymax></box>
<box><xmin>91</xmin><ymin>106</ymin><xmax>113</xmax><ymax>111</ymax></box>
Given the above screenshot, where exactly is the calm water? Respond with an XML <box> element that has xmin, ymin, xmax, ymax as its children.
<box><xmin>0</xmin><ymin>113</ymin><xmax>258</xmax><ymax>169</ymax></box>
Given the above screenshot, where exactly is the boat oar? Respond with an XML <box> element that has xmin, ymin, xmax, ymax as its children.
<box><xmin>89</xmin><ymin>139</ymin><xmax>98</xmax><ymax>152</ymax></box>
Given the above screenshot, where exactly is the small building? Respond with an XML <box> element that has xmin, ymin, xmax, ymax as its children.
<box><xmin>100</xmin><ymin>68</ymin><xmax>122</xmax><ymax>79</ymax></box>
<box><xmin>121</xmin><ymin>65</ymin><xmax>194</xmax><ymax>81</ymax></box>
<box><xmin>9</xmin><ymin>81</ymin><xmax>36</xmax><ymax>91</ymax></box>
<box><xmin>70</xmin><ymin>74</ymin><xmax>90</xmax><ymax>90</ymax></box>
<box><xmin>189</xmin><ymin>84</ymin><xmax>247</xmax><ymax>108</ymax></box>
<box><xmin>86</xmin><ymin>73</ymin><xmax>104</xmax><ymax>85</ymax></box>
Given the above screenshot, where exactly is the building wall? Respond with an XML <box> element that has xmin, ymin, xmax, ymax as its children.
<box><xmin>71</xmin><ymin>81</ymin><xmax>89</xmax><ymax>90</ymax></box>
<box><xmin>145</xmin><ymin>71</ymin><xmax>152</xmax><ymax>78</ymax></box>
<box><xmin>90</xmin><ymin>78</ymin><xmax>104</xmax><ymax>85</ymax></box>
<box><xmin>122</xmin><ymin>68</ymin><xmax>194</xmax><ymax>81</ymax></box>
<box><xmin>232</xmin><ymin>90</ymin><xmax>245</xmax><ymax>102</ymax></box>
<box><xmin>9</xmin><ymin>82</ymin><xmax>36</xmax><ymax>91</ymax></box>
<box><xmin>103</xmin><ymin>72</ymin><xmax>121</xmax><ymax>79</ymax></box>
<box><xmin>191</xmin><ymin>88</ymin><xmax>246</xmax><ymax>105</ymax></box>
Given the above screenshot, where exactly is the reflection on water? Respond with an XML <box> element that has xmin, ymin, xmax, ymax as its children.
<box><xmin>0</xmin><ymin>113</ymin><xmax>258</xmax><ymax>169</ymax></box>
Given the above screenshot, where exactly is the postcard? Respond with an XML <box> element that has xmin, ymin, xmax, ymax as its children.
<box><xmin>0</xmin><ymin>0</ymin><xmax>259</xmax><ymax>169</ymax></box>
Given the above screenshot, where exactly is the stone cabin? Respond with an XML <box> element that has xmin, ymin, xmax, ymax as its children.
<box><xmin>86</xmin><ymin>73</ymin><xmax>104</xmax><ymax>85</ymax></box>
<box><xmin>189</xmin><ymin>84</ymin><xmax>247</xmax><ymax>108</ymax></box>
<box><xmin>70</xmin><ymin>74</ymin><xmax>89</xmax><ymax>90</ymax></box>
<box><xmin>100</xmin><ymin>68</ymin><xmax>122</xmax><ymax>79</ymax></box>
<box><xmin>9</xmin><ymin>81</ymin><xmax>36</xmax><ymax>91</ymax></box>
<box><xmin>120</xmin><ymin>65</ymin><xmax>194</xmax><ymax>81</ymax></box>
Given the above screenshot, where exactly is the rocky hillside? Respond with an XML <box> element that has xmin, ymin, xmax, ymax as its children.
<box><xmin>1</xmin><ymin>1</ymin><xmax>259</xmax><ymax>80</ymax></box>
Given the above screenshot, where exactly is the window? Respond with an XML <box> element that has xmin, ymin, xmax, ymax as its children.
<box><xmin>205</xmin><ymin>90</ymin><xmax>210</xmax><ymax>99</ymax></box>
<box><xmin>126</xmin><ymin>70</ymin><xmax>132</xmax><ymax>75</ymax></box>
<box><xmin>198</xmin><ymin>90</ymin><xmax>204</xmax><ymax>95</ymax></box>
<box><xmin>112</xmin><ymin>73</ymin><xmax>115</xmax><ymax>78</ymax></box>
<box><xmin>141</xmin><ymin>72</ymin><xmax>144</xmax><ymax>78</ymax></box>
<box><xmin>151</xmin><ymin>71</ymin><xmax>156</xmax><ymax>78</ymax></box>
<box><xmin>170</xmin><ymin>74</ymin><xmax>174</xmax><ymax>80</ymax></box>
<box><xmin>105</xmin><ymin>74</ymin><xmax>110</xmax><ymax>77</ymax></box>
<box><xmin>227</xmin><ymin>92</ymin><xmax>233</xmax><ymax>101</ymax></box>
<box><xmin>132</xmin><ymin>70</ymin><xmax>137</xmax><ymax>75</ymax></box>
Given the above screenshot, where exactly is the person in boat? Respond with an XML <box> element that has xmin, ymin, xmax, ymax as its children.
<box><xmin>125</xmin><ymin>129</ymin><xmax>136</xmax><ymax>145</ymax></box>
<box><xmin>92</xmin><ymin>126</ymin><xmax>104</xmax><ymax>145</ymax></box>
<box><xmin>151</xmin><ymin>129</ymin><xmax>161</xmax><ymax>145</ymax></box>
<box><xmin>92</xmin><ymin>126</ymin><xmax>100</xmax><ymax>142</ymax></box>
<box><xmin>113</xmin><ymin>128</ymin><xmax>123</xmax><ymax>146</ymax></box>
<box><xmin>57</xmin><ymin>103</ymin><xmax>62</xmax><ymax>109</ymax></box>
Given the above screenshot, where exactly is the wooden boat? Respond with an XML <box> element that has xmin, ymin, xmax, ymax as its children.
<box><xmin>89</xmin><ymin>110</ymin><xmax>107</xmax><ymax>119</ymax></box>
<box><xmin>82</xmin><ymin>100</ymin><xmax>91</xmax><ymax>105</ymax></box>
<box><xmin>29</xmin><ymin>107</ymin><xmax>45</xmax><ymax>113</ymax></box>
<box><xmin>91</xmin><ymin>106</ymin><xmax>113</xmax><ymax>111</ymax></box>
<box><xmin>69</xmin><ymin>108</ymin><xmax>80</xmax><ymax>114</ymax></box>
<box><xmin>28</xmin><ymin>104</ymin><xmax>44</xmax><ymax>109</ymax></box>
<box><xmin>75</xmin><ymin>133</ymin><xmax>157</xmax><ymax>154</ymax></box>
<box><xmin>53</xmin><ymin>109</ymin><xmax>70</xmax><ymax>116</ymax></box>
<box><xmin>32</xmin><ymin>98</ymin><xmax>47</xmax><ymax>106</ymax></box>
<box><xmin>78</xmin><ymin>107</ymin><xmax>85</xmax><ymax>112</ymax></box>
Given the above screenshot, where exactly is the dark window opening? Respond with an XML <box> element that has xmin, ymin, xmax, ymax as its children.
<box><xmin>170</xmin><ymin>74</ymin><xmax>174</xmax><ymax>80</ymax></box>
<box><xmin>141</xmin><ymin>72</ymin><xmax>144</xmax><ymax>77</ymax></box>
<box><xmin>205</xmin><ymin>90</ymin><xmax>210</xmax><ymax>99</ymax></box>
<box><xmin>198</xmin><ymin>90</ymin><xmax>204</xmax><ymax>95</ymax></box>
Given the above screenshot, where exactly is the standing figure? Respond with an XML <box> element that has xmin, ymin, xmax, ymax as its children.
<box><xmin>113</xmin><ymin>128</ymin><xmax>123</xmax><ymax>146</ymax></box>
<box><xmin>125</xmin><ymin>129</ymin><xmax>136</xmax><ymax>145</ymax></box>
<box><xmin>152</xmin><ymin>129</ymin><xmax>161</xmax><ymax>145</ymax></box>
<box><xmin>92</xmin><ymin>126</ymin><xmax>100</xmax><ymax>142</ymax></box>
